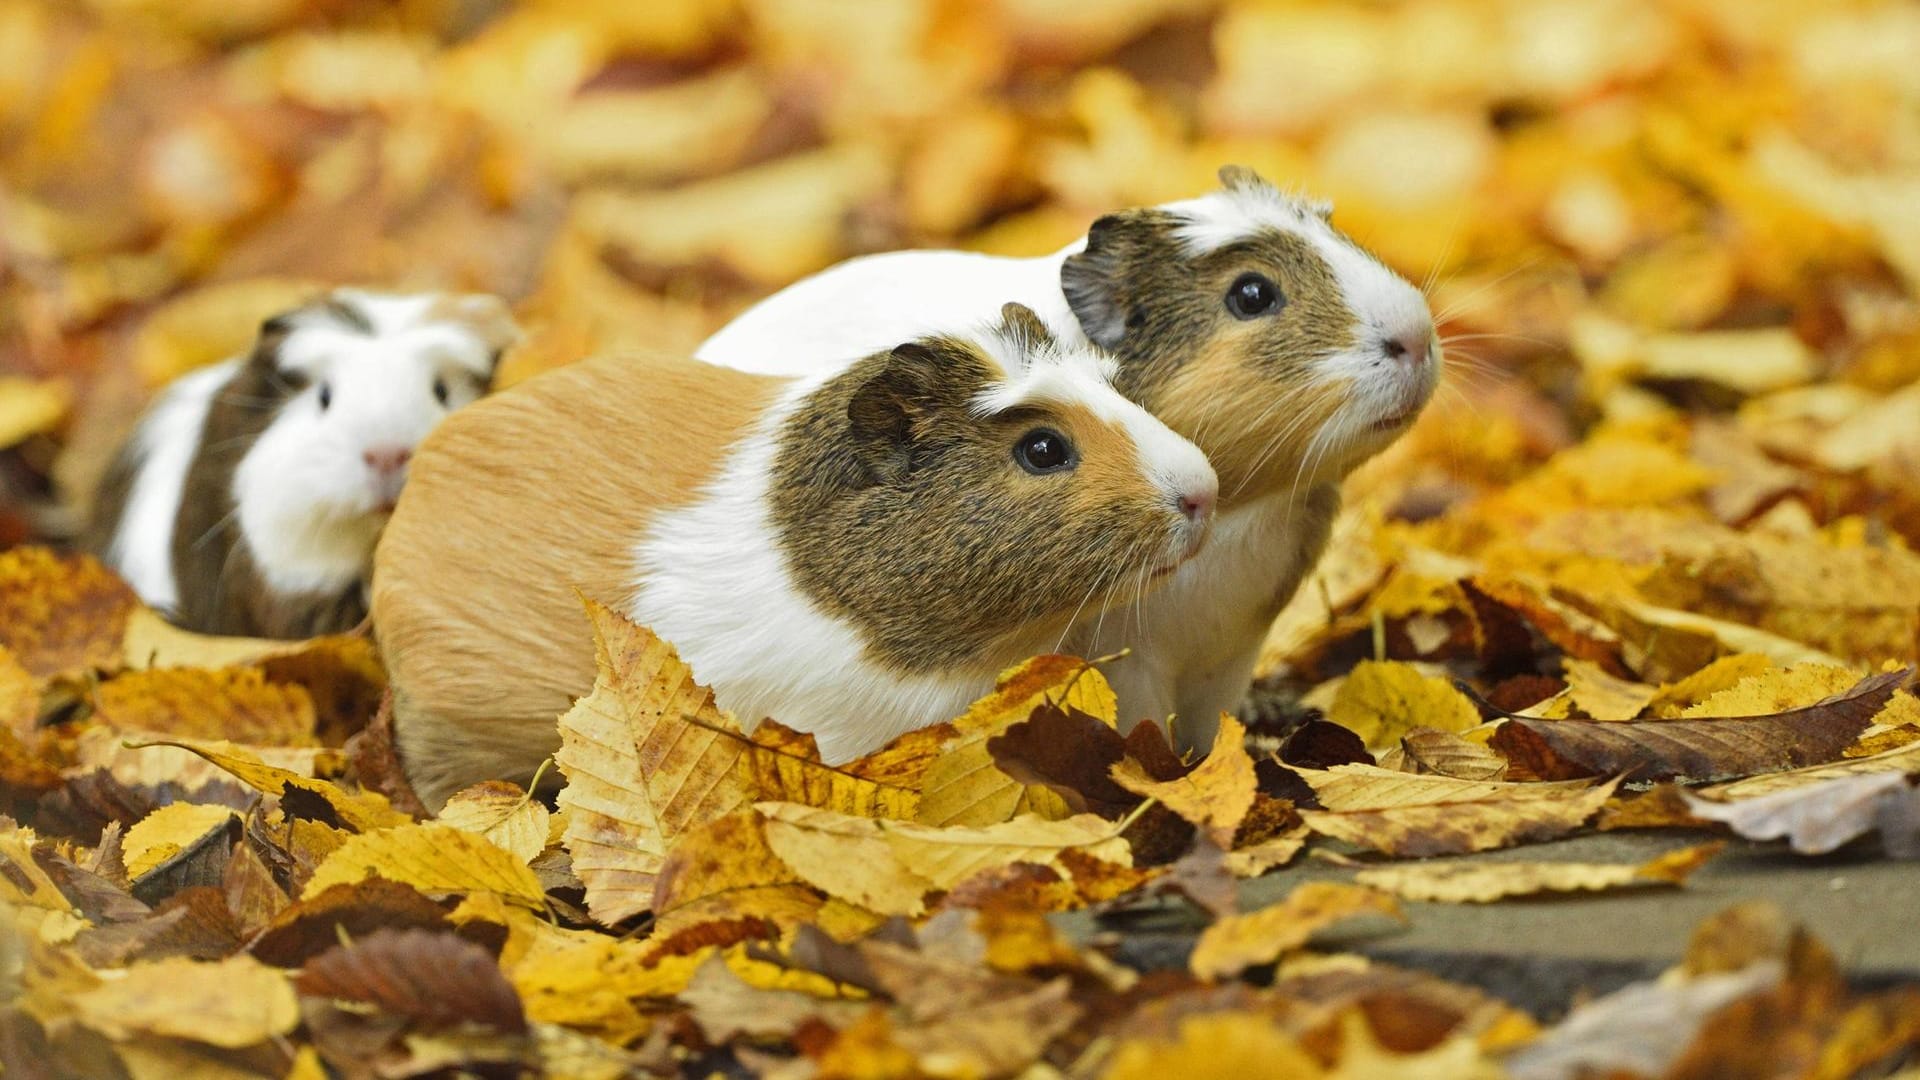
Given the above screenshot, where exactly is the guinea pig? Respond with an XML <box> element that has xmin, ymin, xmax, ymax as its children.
<box><xmin>87</xmin><ymin>288</ymin><xmax>517</xmax><ymax>639</ymax></box>
<box><xmin>695</xmin><ymin>166</ymin><xmax>1440</xmax><ymax>747</ymax></box>
<box><xmin>371</xmin><ymin>304</ymin><xmax>1219</xmax><ymax>809</ymax></box>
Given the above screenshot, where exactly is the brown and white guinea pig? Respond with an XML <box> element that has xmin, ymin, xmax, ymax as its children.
<box><xmin>87</xmin><ymin>288</ymin><xmax>517</xmax><ymax>639</ymax></box>
<box><xmin>695</xmin><ymin>166</ymin><xmax>1441</xmax><ymax>747</ymax></box>
<box><xmin>371</xmin><ymin>304</ymin><xmax>1218</xmax><ymax>809</ymax></box>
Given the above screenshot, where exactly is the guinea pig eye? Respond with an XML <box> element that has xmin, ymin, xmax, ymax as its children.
<box><xmin>1014</xmin><ymin>428</ymin><xmax>1074</xmax><ymax>475</ymax></box>
<box><xmin>1225</xmin><ymin>273</ymin><xmax>1283</xmax><ymax>319</ymax></box>
<box><xmin>432</xmin><ymin>377</ymin><xmax>449</xmax><ymax>405</ymax></box>
<box><xmin>317</xmin><ymin>383</ymin><xmax>332</xmax><ymax>412</ymax></box>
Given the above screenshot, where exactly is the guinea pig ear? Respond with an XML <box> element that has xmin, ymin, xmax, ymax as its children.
<box><xmin>248</xmin><ymin>311</ymin><xmax>301</xmax><ymax>370</ymax></box>
<box><xmin>995</xmin><ymin>303</ymin><xmax>1054</xmax><ymax>354</ymax></box>
<box><xmin>1061</xmin><ymin>212</ymin><xmax>1147</xmax><ymax>351</ymax></box>
<box><xmin>1218</xmin><ymin>163</ymin><xmax>1273</xmax><ymax>193</ymax></box>
<box><xmin>846</xmin><ymin>342</ymin><xmax>948</xmax><ymax>482</ymax></box>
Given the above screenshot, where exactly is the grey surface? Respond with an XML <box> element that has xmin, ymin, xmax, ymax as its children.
<box><xmin>1059</xmin><ymin>831</ymin><xmax>1920</xmax><ymax>1015</ymax></box>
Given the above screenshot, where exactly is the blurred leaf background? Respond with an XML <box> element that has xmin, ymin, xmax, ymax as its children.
<box><xmin>3</xmin><ymin>0</ymin><xmax>1919</xmax><ymax>555</ymax></box>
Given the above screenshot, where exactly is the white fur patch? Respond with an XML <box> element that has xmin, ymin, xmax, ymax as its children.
<box><xmin>104</xmin><ymin>359</ymin><xmax>239</xmax><ymax>612</ymax></box>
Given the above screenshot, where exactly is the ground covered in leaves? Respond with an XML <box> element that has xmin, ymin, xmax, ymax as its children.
<box><xmin>5</xmin><ymin>1</ymin><xmax>1920</xmax><ymax>1078</ymax></box>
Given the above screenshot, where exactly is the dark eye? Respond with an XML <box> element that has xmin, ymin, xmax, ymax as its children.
<box><xmin>317</xmin><ymin>383</ymin><xmax>332</xmax><ymax>411</ymax></box>
<box><xmin>1225</xmin><ymin>273</ymin><xmax>1283</xmax><ymax>319</ymax></box>
<box><xmin>1014</xmin><ymin>428</ymin><xmax>1074</xmax><ymax>475</ymax></box>
<box><xmin>432</xmin><ymin>377</ymin><xmax>449</xmax><ymax>405</ymax></box>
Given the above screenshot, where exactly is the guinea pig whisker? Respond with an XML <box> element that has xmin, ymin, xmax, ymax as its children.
<box><xmin>191</xmin><ymin>505</ymin><xmax>242</xmax><ymax>551</ymax></box>
<box><xmin>1429</xmin><ymin>257</ymin><xmax>1544</xmax><ymax>325</ymax></box>
<box><xmin>1418</xmin><ymin>200</ymin><xmax>1470</xmax><ymax>298</ymax></box>
<box><xmin>1232</xmin><ymin>386</ymin><xmax>1332</xmax><ymax>500</ymax></box>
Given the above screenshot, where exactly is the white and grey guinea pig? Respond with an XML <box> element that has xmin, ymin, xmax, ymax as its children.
<box><xmin>88</xmin><ymin>288</ymin><xmax>518</xmax><ymax>639</ymax></box>
<box><xmin>371</xmin><ymin>303</ymin><xmax>1219</xmax><ymax>809</ymax></box>
<box><xmin>693</xmin><ymin>166</ymin><xmax>1440</xmax><ymax>748</ymax></box>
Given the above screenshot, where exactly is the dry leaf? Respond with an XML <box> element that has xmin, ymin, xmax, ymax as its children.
<box><xmin>1682</xmin><ymin>772</ymin><xmax>1915</xmax><ymax>854</ymax></box>
<box><xmin>1293</xmin><ymin>764</ymin><xmax>1594</xmax><ymax>811</ymax></box>
<box><xmin>1102</xmin><ymin>1010</ymin><xmax>1326</xmax><ymax>1080</ymax></box>
<box><xmin>122</xmin><ymin>803</ymin><xmax>237</xmax><ymax>878</ymax></box>
<box><xmin>139</xmin><ymin>739</ymin><xmax>409</xmax><ymax>831</ymax></box>
<box><xmin>69</xmin><ymin>954</ymin><xmax>299</xmax><ymax>1048</ymax></box>
<box><xmin>1354</xmin><ymin>842</ymin><xmax>1721</xmax><ymax>903</ymax></box>
<box><xmin>1562</xmin><ymin>658</ymin><xmax>1656</xmax><ymax>721</ymax></box>
<box><xmin>302</xmin><ymin>823</ymin><xmax>545</xmax><ymax>908</ymax></box>
<box><xmin>1189</xmin><ymin>882</ymin><xmax>1404</xmax><ymax>980</ymax></box>
<box><xmin>0</xmin><ymin>377</ymin><xmax>69</xmax><ymax>449</ymax></box>
<box><xmin>1110</xmin><ymin>715</ymin><xmax>1256</xmax><ymax>847</ymax></box>
<box><xmin>295</xmin><ymin>928</ymin><xmax>527</xmax><ymax>1033</ymax></box>
<box><xmin>93</xmin><ymin>667</ymin><xmax>316</xmax><ymax>746</ymax></box>
<box><xmin>554</xmin><ymin>599</ymin><xmax>751</xmax><ymax>924</ymax></box>
<box><xmin>0</xmin><ymin>548</ymin><xmax>137</xmax><ymax>681</ymax></box>
<box><xmin>651</xmin><ymin>809</ymin><xmax>825</xmax><ymax>938</ymax></box>
<box><xmin>1397</xmin><ymin>728</ymin><xmax>1509</xmax><ymax>780</ymax></box>
<box><xmin>1492</xmin><ymin>668</ymin><xmax>1908</xmax><ymax>782</ymax></box>
<box><xmin>1299</xmin><ymin>777</ymin><xmax>1622</xmax><ymax>857</ymax></box>
<box><xmin>917</xmin><ymin>655</ymin><xmax>1118</xmax><ymax>828</ymax></box>
<box><xmin>1506</xmin><ymin>962</ymin><xmax>1781</xmax><ymax>1080</ymax></box>
<box><xmin>437</xmin><ymin>781</ymin><xmax>551</xmax><ymax>864</ymax></box>
<box><xmin>1328</xmin><ymin>661</ymin><xmax>1483</xmax><ymax>747</ymax></box>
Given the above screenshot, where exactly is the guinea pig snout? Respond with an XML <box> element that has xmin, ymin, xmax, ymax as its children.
<box><xmin>363</xmin><ymin>445</ymin><xmax>412</xmax><ymax>476</ymax></box>
<box><xmin>1381</xmin><ymin>329</ymin><xmax>1433</xmax><ymax>368</ymax></box>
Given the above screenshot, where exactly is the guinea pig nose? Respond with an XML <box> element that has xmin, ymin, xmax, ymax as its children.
<box><xmin>363</xmin><ymin>446</ymin><xmax>412</xmax><ymax>475</ymax></box>
<box><xmin>1179</xmin><ymin>490</ymin><xmax>1214</xmax><ymax>522</ymax></box>
<box><xmin>1383</xmin><ymin>332</ymin><xmax>1431</xmax><ymax>367</ymax></box>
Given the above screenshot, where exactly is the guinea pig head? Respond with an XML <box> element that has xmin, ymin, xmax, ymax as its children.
<box><xmin>768</xmin><ymin>303</ymin><xmax>1217</xmax><ymax>674</ymax></box>
<box><xmin>226</xmin><ymin>289</ymin><xmax>512</xmax><ymax>588</ymax></box>
<box><xmin>1061</xmin><ymin>165</ymin><xmax>1439</xmax><ymax>500</ymax></box>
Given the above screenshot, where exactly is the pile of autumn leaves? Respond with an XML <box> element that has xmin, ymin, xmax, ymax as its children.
<box><xmin>1</xmin><ymin>541</ymin><xmax>1919</xmax><ymax>1078</ymax></box>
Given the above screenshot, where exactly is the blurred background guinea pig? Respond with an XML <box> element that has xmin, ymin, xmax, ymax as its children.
<box><xmin>86</xmin><ymin>288</ymin><xmax>519</xmax><ymax>639</ymax></box>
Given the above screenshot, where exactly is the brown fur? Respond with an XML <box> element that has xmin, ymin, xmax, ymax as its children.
<box><xmin>372</xmin><ymin>351</ymin><xmax>778</xmax><ymax>794</ymax></box>
<box><xmin>768</xmin><ymin>334</ymin><xmax>1171</xmax><ymax>673</ymax></box>
<box><xmin>1060</xmin><ymin>184</ymin><xmax>1360</xmax><ymax>499</ymax></box>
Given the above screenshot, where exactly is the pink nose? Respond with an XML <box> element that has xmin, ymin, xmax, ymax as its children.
<box><xmin>363</xmin><ymin>446</ymin><xmax>412</xmax><ymax>476</ymax></box>
<box><xmin>1179</xmin><ymin>490</ymin><xmax>1213</xmax><ymax>523</ymax></box>
<box><xmin>1383</xmin><ymin>332</ymin><xmax>1432</xmax><ymax>367</ymax></box>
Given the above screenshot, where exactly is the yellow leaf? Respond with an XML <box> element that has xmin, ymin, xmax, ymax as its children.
<box><xmin>139</xmin><ymin>738</ymin><xmax>409</xmax><ymax>832</ymax></box>
<box><xmin>119</xmin><ymin>607</ymin><xmax>304</xmax><ymax>671</ymax></box>
<box><xmin>1293</xmin><ymin>764</ymin><xmax>1595</xmax><ymax>811</ymax></box>
<box><xmin>123</xmin><ymin>802</ymin><xmax>237</xmax><ymax>878</ymax></box>
<box><xmin>1563</xmin><ymin>658</ymin><xmax>1656</xmax><ymax>721</ymax></box>
<box><xmin>1650</xmin><ymin>654</ymin><xmax>1775</xmax><ymax>716</ymax></box>
<box><xmin>1110</xmin><ymin>715</ymin><xmax>1256</xmax><ymax>847</ymax></box>
<box><xmin>437</xmin><ymin>780</ymin><xmax>551</xmax><ymax>864</ymax></box>
<box><xmin>0</xmin><ymin>376</ymin><xmax>67</xmax><ymax>450</ymax></box>
<box><xmin>94</xmin><ymin>667</ymin><xmax>316</xmax><ymax>746</ymax></box>
<box><xmin>0</xmin><ymin>646</ymin><xmax>37</xmax><ymax>739</ymax></box>
<box><xmin>1354</xmin><ymin>842</ymin><xmax>1722</xmax><ymax>903</ymax></box>
<box><xmin>1101</xmin><ymin>1011</ymin><xmax>1325</xmax><ymax>1080</ymax></box>
<box><xmin>1680</xmin><ymin>662</ymin><xmax>1865</xmax><ymax>719</ymax></box>
<box><xmin>0</xmin><ymin>547</ymin><xmax>137</xmax><ymax>682</ymax></box>
<box><xmin>1189</xmin><ymin>881</ymin><xmax>1404</xmax><ymax>980</ymax></box>
<box><xmin>69</xmin><ymin>955</ymin><xmax>298</xmax><ymax>1048</ymax></box>
<box><xmin>740</xmin><ymin>734</ymin><xmax>918</xmax><ymax>820</ymax></box>
<box><xmin>916</xmin><ymin>655</ymin><xmax>1116</xmax><ymax>828</ymax></box>
<box><xmin>0</xmin><ymin>826</ymin><xmax>76</xmax><ymax>913</ymax></box>
<box><xmin>554</xmin><ymin>600</ymin><xmax>752</xmax><ymax>924</ymax></box>
<box><xmin>1328</xmin><ymin>661</ymin><xmax>1481</xmax><ymax>747</ymax></box>
<box><xmin>758</xmin><ymin>801</ymin><xmax>1131</xmax><ymax>917</ymax></box>
<box><xmin>508</xmin><ymin>932</ymin><xmax>698</xmax><ymax>1043</ymax></box>
<box><xmin>1222</xmin><ymin>826</ymin><xmax>1309</xmax><ymax>878</ymax></box>
<box><xmin>1299</xmin><ymin>777</ymin><xmax>1623</xmax><ymax>857</ymax></box>
<box><xmin>302</xmin><ymin>823</ymin><xmax>545</xmax><ymax>907</ymax></box>
<box><xmin>652</xmin><ymin>809</ymin><xmax>824</xmax><ymax>937</ymax></box>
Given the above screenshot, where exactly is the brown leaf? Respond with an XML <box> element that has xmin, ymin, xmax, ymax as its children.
<box><xmin>651</xmin><ymin>809</ymin><xmax>824</xmax><ymax>938</ymax></box>
<box><xmin>73</xmin><ymin>886</ymin><xmax>240</xmax><ymax>966</ymax></box>
<box><xmin>0</xmin><ymin>548</ymin><xmax>137</xmax><ymax>682</ymax></box>
<box><xmin>1111</xmin><ymin>716</ymin><xmax>1257</xmax><ymax>847</ymax></box>
<box><xmin>1491</xmin><ymin>668</ymin><xmax>1908</xmax><ymax>782</ymax></box>
<box><xmin>296</xmin><ymin>928</ymin><xmax>525</xmax><ymax>1033</ymax></box>
<box><xmin>987</xmin><ymin>702</ymin><xmax>1135</xmax><ymax>816</ymax></box>
<box><xmin>1354</xmin><ymin>842</ymin><xmax>1721</xmax><ymax>902</ymax></box>
<box><xmin>1188</xmin><ymin>882</ymin><xmax>1405</xmax><ymax>980</ymax></box>
<box><xmin>248</xmin><ymin>879</ymin><xmax>452</xmax><ymax>968</ymax></box>
<box><xmin>1299</xmin><ymin>777</ymin><xmax>1622</xmax><ymax>857</ymax></box>
<box><xmin>1397</xmin><ymin>728</ymin><xmax>1509</xmax><ymax>780</ymax></box>
<box><xmin>554</xmin><ymin>599</ymin><xmax>752</xmax><ymax>924</ymax></box>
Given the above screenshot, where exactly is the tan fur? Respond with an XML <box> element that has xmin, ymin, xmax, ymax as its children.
<box><xmin>1150</xmin><ymin>335</ymin><xmax>1344</xmax><ymax>497</ymax></box>
<box><xmin>1055</xmin><ymin>402</ymin><xmax>1156</xmax><ymax>519</ymax></box>
<box><xmin>371</xmin><ymin>352</ymin><xmax>778</xmax><ymax>794</ymax></box>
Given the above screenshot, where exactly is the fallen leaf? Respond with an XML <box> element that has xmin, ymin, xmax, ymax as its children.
<box><xmin>987</xmin><ymin>702</ymin><xmax>1136</xmax><ymax>816</ymax></box>
<box><xmin>302</xmin><ymin>823</ymin><xmax>545</xmax><ymax>908</ymax></box>
<box><xmin>122</xmin><ymin>803</ymin><xmax>237</xmax><ymax>878</ymax></box>
<box><xmin>555</xmin><ymin>600</ymin><xmax>752</xmax><ymax>924</ymax></box>
<box><xmin>248</xmin><ymin>880</ymin><xmax>453</xmax><ymax>968</ymax></box>
<box><xmin>1102</xmin><ymin>1010</ymin><xmax>1327</xmax><ymax>1080</ymax></box>
<box><xmin>1110</xmin><ymin>715</ymin><xmax>1257</xmax><ymax>847</ymax></box>
<box><xmin>1491</xmin><ymin>668</ymin><xmax>1908</xmax><ymax>782</ymax></box>
<box><xmin>1683</xmin><ymin>772</ymin><xmax>1915</xmax><ymax>854</ymax></box>
<box><xmin>1354</xmin><ymin>842</ymin><xmax>1721</xmax><ymax>902</ymax></box>
<box><xmin>69</xmin><ymin>954</ymin><xmax>299</xmax><ymax>1048</ymax></box>
<box><xmin>1562</xmin><ymin>658</ymin><xmax>1656</xmax><ymax>721</ymax></box>
<box><xmin>1189</xmin><ymin>882</ymin><xmax>1404</xmax><ymax>980</ymax></box>
<box><xmin>1328</xmin><ymin>661</ymin><xmax>1483</xmax><ymax>747</ymax></box>
<box><xmin>437</xmin><ymin>780</ymin><xmax>551</xmax><ymax>864</ymax></box>
<box><xmin>137</xmin><ymin>739</ymin><xmax>408</xmax><ymax>831</ymax></box>
<box><xmin>1293</xmin><ymin>764</ymin><xmax>1594</xmax><ymax>811</ymax></box>
<box><xmin>93</xmin><ymin>667</ymin><xmax>316</xmax><ymax>746</ymax></box>
<box><xmin>917</xmin><ymin>655</ymin><xmax>1118</xmax><ymax>828</ymax></box>
<box><xmin>650</xmin><ymin>809</ymin><xmax>824</xmax><ymax>938</ymax></box>
<box><xmin>1505</xmin><ymin>962</ymin><xmax>1781</xmax><ymax>1080</ymax></box>
<box><xmin>1396</xmin><ymin>728</ymin><xmax>1509</xmax><ymax>780</ymax></box>
<box><xmin>295</xmin><ymin>928</ymin><xmax>527</xmax><ymax>1033</ymax></box>
<box><xmin>1299</xmin><ymin>777</ymin><xmax>1622</xmax><ymax>857</ymax></box>
<box><xmin>0</xmin><ymin>377</ymin><xmax>68</xmax><ymax>449</ymax></box>
<box><xmin>1222</xmin><ymin>826</ymin><xmax>1310</xmax><ymax>878</ymax></box>
<box><xmin>0</xmin><ymin>548</ymin><xmax>137</xmax><ymax>682</ymax></box>
<box><xmin>1701</xmin><ymin>738</ymin><xmax>1920</xmax><ymax>799</ymax></box>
